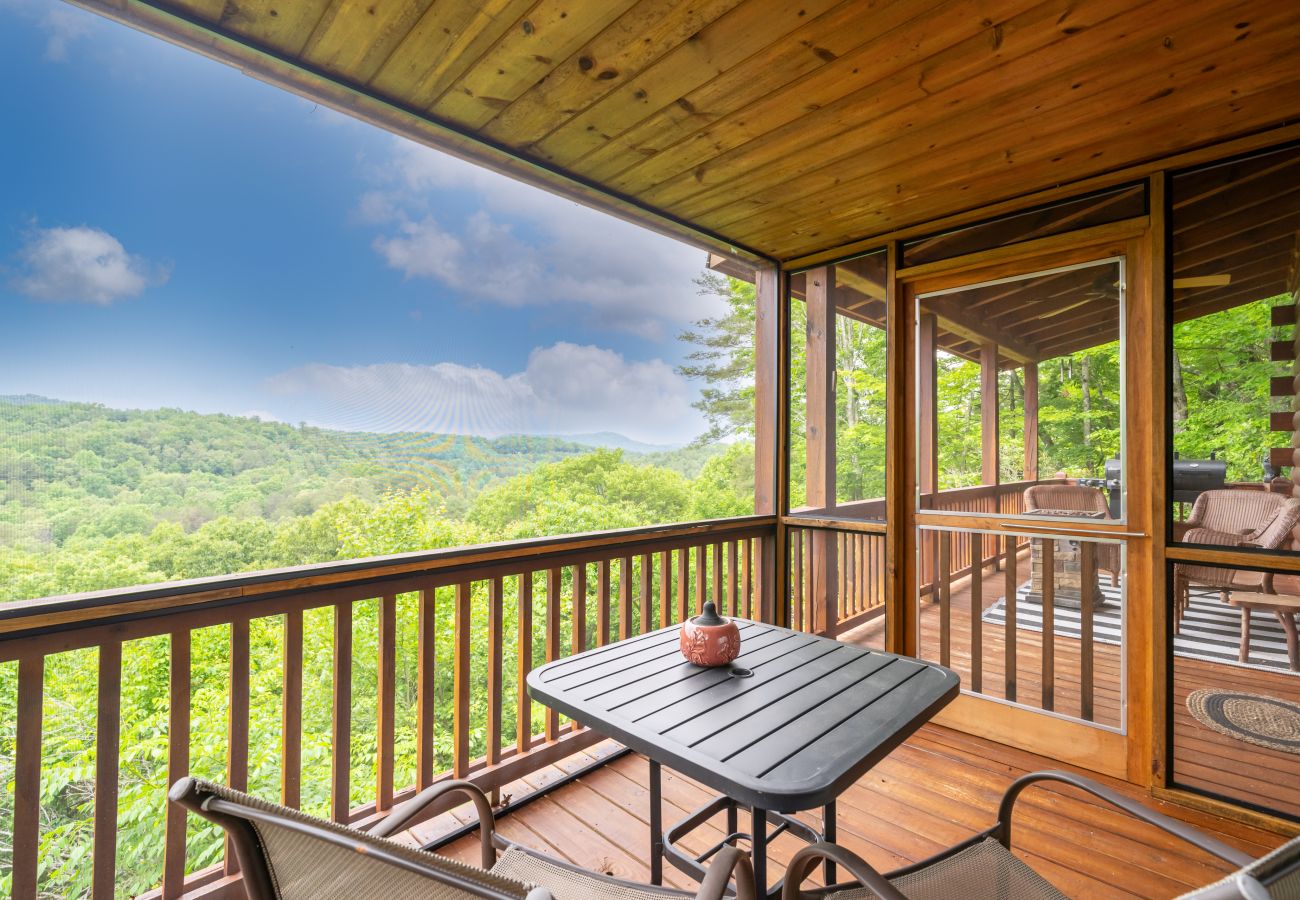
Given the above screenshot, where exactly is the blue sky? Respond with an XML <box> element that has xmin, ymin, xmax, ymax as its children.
<box><xmin>0</xmin><ymin>0</ymin><xmax>723</xmax><ymax>443</ymax></box>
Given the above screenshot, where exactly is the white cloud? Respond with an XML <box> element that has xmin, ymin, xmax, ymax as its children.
<box><xmin>41</xmin><ymin>6</ymin><xmax>90</xmax><ymax>61</ymax></box>
<box><xmin>361</xmin><ymin>139</ymin><xmax>721</xmax><ymax>338</ymax></box>
<box><xmin>9</xmin><ymin>225</ymin><xmax>169</xmax><ymax>304</ymax></box>
<box><xmin>262</xmin><ymin>342</ymin><xmax>703</xmax><ymax>444</ymax></box>
<box><xmin>0</xmin><ymin>0</ymin><xmax>96</xmax><ymax>62</ymax></box>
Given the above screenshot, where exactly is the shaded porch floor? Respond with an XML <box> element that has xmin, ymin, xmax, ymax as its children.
<box><xmin>412</xmin><ymin>727</ymin><xmax>1286</xmax><ymax>899</ymax></box>
<box><xmin>841</xmin><ymin>567</ymin><xmax>1300</xmax><ymax>820</ymax></box>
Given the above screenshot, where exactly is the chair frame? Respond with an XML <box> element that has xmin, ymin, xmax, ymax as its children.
<box><xmin>170</xmin><ymin>777</ymin><xmax>756</xmax><ymax>900</ymax></box>
<box><xmin>780</xmin><ymin>770</ymin><xmax>1260</xmax><ymax>900</ymax></box>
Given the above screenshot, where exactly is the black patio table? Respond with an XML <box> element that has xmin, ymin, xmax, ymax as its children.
<box><xmin>527</xmin><ymin>619</ymin><xmax>960</xmax><ymax>896</ymax></box>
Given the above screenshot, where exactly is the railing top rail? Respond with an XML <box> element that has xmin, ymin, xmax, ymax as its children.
<box><xmin>0</xmin><ymin>516</ymin><xmax>774</xmax><ymax>642</ymax></box>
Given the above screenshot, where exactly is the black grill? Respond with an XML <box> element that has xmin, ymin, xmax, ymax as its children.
<box><xmin>1171</xmin><ymin>458</ymin><xmax>1227</xmax><ymax>504</ymax></box>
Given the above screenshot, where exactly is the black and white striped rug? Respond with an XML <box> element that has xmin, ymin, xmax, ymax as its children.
<box><xmin>982</xmin><ymin>582</ymin><xmax>1297</xmax><ymax>672</ymax></box>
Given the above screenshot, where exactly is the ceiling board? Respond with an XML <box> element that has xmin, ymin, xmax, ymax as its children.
<box><xmin>71</xmin><ymin>0</ymin><xmax>1300</xmax><ymax>263</ymax></box>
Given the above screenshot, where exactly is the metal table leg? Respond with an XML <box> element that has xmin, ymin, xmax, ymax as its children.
<box><xmin>650</xmin><ymin>759</ymin><xmax>663</xmax><ymax>885</ymax></box>
<box><xmin>752</xmin><ymin>806</ymin><xmax>767</xmax><ymax>896</ymax></box>
<box><xmin>823</xmin><ymin>800</ymin><xmax>836</xmax><ymax>884</ymax></box>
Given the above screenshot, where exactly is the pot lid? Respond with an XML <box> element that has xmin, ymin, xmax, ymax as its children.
<box><xmin>693</xmin><ymin>600</ymin><xmax>726</xmax><ymax>626</ymax></box>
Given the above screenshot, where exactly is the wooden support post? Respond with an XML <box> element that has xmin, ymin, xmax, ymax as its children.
<box><xmin>919</xmin><ymin>313</ymin><xmax>939</xmax><ymax>506</ymax></box>
<box><xmin>753</xmin><ymin>265</ymin><xmax>783</xmax><ymax>629</ymax></box>
<box><xmin>1024</xmin><ymin>363</ymin><xmax>1039</xmax><ymax>482</ymax></box>
<box><xmin>981</xmin><ymin>342</ymin><xmax>1000</xmax><ymax>486</ymax></box>
<box><xmin>807</xmin><ymin>266</ymin><xmax>839</xmax><ymax>636</ymax></box>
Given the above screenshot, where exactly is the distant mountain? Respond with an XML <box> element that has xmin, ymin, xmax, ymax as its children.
<box><xmin>1</xmin><ymin>394</ymin><xmax>72</xmax><ymax>406</ymax></box>
<box><xmin>555</xmin><ymin>432</ymin><xmax>684</xmax><ymax>454</ymax></box>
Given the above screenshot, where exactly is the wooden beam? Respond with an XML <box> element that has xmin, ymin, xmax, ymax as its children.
<box><xmin>806</xmin><ymin>266</ymin><xmax>838</xmax><ymax>635</ymax></box>
<box><xmin>1024</xmin><ymin>363</ymin><xmax>1039</xmax><ymax>482</ymax></box>
<box><xmin>981</xmin><ymin>342</ymin><xmax>1000</xmax><ymax>485</ymax></box>
<box><xmin>918</xmin><ymin>314</ymin><xmax>938</xmax><ymax>504</ymax></box>
<box><xmin>922</xmin><ymin>294</ymin><xmax>1037</xmax><ymax>363</ymax></box>
<box><xmin>754</xmin><ymin>266</ymin><xmax>779</xmax><ymax>516</ymax></box>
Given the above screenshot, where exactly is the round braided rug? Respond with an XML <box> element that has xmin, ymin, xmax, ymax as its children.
<box><xmin>1186</xmin><ymin>689</ymin><xmax>1300</xmax><ymax>755</ymax></box>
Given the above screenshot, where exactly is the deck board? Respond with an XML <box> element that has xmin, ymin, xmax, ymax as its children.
<box><xmin>416</xmin><ymin>726</ymin><xmax>1285</xmax><ymax>898</ymax></box>
<box><xmin>842</xmin><ymin>561</ymin><xmax>1300</xmax><ymax>820</ymax></box>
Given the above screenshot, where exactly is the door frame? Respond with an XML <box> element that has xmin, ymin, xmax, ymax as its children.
<box><xmin>886</xmin><ymin>214</ymin><xmax>1164</xmax><ymax>784</ymax></box>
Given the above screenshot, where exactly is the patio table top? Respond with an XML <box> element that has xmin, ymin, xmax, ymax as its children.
<box><xmin>527</xmin><ymin>620</ymin><xmax>960</xmax><ymax>811</ymax></box>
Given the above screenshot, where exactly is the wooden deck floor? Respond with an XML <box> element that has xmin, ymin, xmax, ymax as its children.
<box><xmin>841</xmin><ymin>562</ymin><xmax>1300</xmax><ymax>820</ymax></box>
<box><xmin>409</xmin><ymin>727</ymin><xmax>1287</xmax><ymax>899</ymax></box>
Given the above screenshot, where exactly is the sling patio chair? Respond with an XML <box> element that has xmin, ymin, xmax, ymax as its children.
<box><xmin>779</xmin><ymin>769</ymin><xmax>1299</xmax><ymax>900</ymax></box>
<box><xmin>169</xmin><ymin>776</ymin><xmax>756</xmax><ymax>900</ymax></box>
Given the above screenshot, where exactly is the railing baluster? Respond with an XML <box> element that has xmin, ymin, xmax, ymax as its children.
<box><xmin>226</xmin><ymin>617</ymin><xmax>250</xmax><ymax>873</ymax></box>
<box><xmin>619</xmin><ymin>556</ymin><xmax>633</xmax><ymax>640</ymax></box>
<box><xmin>454</xmin><ymin>582</ymin><xmax>472</xmax><ymax>775</ymax></box>
<box><xmin>376</xmin><ymin>595</ymin><xmax>396</xmax><ymax>811</ymax></box>
<box><xmin>939</xmin><ymin>532</ymin><xmax>951</xmax><ymax>666</ymax></box>
<box><xmin>1042</xmin><ymin>539</ymin><xmax>1055</xmax><ymax>712</ymax></box>
<box><xmin>13</xmin><ymin>655</ymin><xmax>43</xmax><ymax>900</ymax></box>
<box><xmin>282</xmin><ymin>610</ymin><xmax>303</xmax><ymax>808</ymax></box>
<box><xmin>969</xmin><ymin>534</ymin><xmax>983</xmax><ymax>694</ymax></box>
<box><xmin>1004</xmin><ymin>535</ymin><xmax>1017</xmax><ymax>704</ymax></box>
<box><xmin>1080</xmin><ymin>542</ymin><xmax>1096</xmax><ymax>721</ymax></box>
<box><xmin>517</xmin><ymin>574</ymin><xmax>534</xmax><ymax>753</ymax></box>
<box><xmin>695</xmin><ymin>544</ymin><xmax>707</xmax><ymax>615</ymax></box>
<box><xmin>487</xmin><ymin>577</ymin><xmax>505</xmax><ymax>767</ymax></box>
<box><xmin>572</xmin><ymin>565</ymin><xmax>587</xmax><ymax>657</ymax></box>
<box><xmin>93</xmin><ymin>641</ymin><xmax>121</xmax><ymax>899</ymax></box>
<box><xmin>417</xmin><ymin>587</ymin><xmax>435</xmax><ymax>789</ymax></box>
<box><xmin>658</xmin><ymin>550</ymin><xmax>671</xmax><ymax>628</ymax></box>
<box><xmin>676</xmin><ymin>548</ymin><xmax>688</xmax><ymax>623</ymax></box>
<box><xmin>792</xmin><ymin>530</ymin><xmax>804</xmax><ymax>632</ymax></box>
<box><xmin>162</xmin><ymin>630</ymin><xmax>190</xmax><ymax>899</ymax></box>
<box><xmin>332</xmin><ymin>602</ymin><xmax>353</xmax><ymax>823</ymax></box>
<box><xmin>639</xmin><ymin>554</ymin><xmax>652</xmax><ymax>634</ymax></box>
<box><xmin>742</xmin><ymin>539</ymin><xmax>752</xmax><ymax>619</ymax></box>
<box><xmin>837</xmin><ymin>532</ymin><xmax>847</xmax><ymax>623</ymax></box>
<box><xmin>571</xmin><ymin>566</ymin><xmax>586</xmax><ymax>734</ymax></box>
<box><xmin>597</xmin><ymin>560</ymin><xmax>611</xmax><ymax>646</ymax></box>
<box><xmin>545</xmin><ymin>569</ymin><xmax>562</xmax><ymax>740</ymax></box>
<box><xmin>712</xmin><ymin>541</ymin><xmax>723</xmax><ymax>608</ymax></box>
<box><xmin>727</xmin><ymin>540</ymin><xmax>739</xmax><ymax>617</ymax></box>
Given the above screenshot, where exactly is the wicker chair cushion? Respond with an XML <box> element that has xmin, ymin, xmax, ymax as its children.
<box><xmin>1178</xmin><ymin>835</ymin><xmax>1300</xmax><ymax>899</ymax></box>
<box><xmin>829</xmin><ymin>839</ymin><xmax>1066</xmax><ymax>900</ymax></box>
<box><xmin>491</xmin><ymin>847</ymin><xmax>694</xmax><ymax>899</ymax></box>
<box><xmin>194</xmin><ymin>781</ymin><xmax>535</xmax><ymax>899</ymax></box>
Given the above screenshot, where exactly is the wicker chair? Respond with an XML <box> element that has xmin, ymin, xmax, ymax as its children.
<box><xmin>780</xmin><ymin>770</ymin><xmax>1300</xmax><ymax>899</ymax></box>
<box><xmin>169</xmin><ymin>777</ymin><xmax>755</xmax><ymax>900</ymax></box>
<box><xmin>1181</xmin><ymin>488</ymin><xmax>1293</xmax><ymax>538</ymax></box>
<box><xmin>1173</xmin><ymin>496</ymin><xmax>1300</xmax><ymax>631</ymax></box>
<box><xmin>1022</xmin><ymin>484</ymin><xmax>1121</xmax><ymax>586</ymax></box>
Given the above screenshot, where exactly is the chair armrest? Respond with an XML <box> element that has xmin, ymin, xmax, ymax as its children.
<box><xmin>782</xmin><ymin>842</ymin><xmax>908</xmax><ymax>900</ymax></box>
<box><xmin>696</xmin><ymin>845</ymin><xmax>757</xmax><ymax>900</ymax></box>
<box><xmin>1182</xmin><ymin>527</ymin><xmax>1252</xmax><ymax>548</ymax></box>
<box><xmin>997</xmin><ymin>771</ymin><xmax>1254</xmax><ymax>868</ymax></box>
<box><xmin>370</xmin><ymin>779</ymin><xmax>497</xmax><ymax>869</ymax></box>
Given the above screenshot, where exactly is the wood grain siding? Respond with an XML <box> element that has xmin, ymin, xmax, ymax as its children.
<box><xmin>74</xmin><ymin>0</ymin><xmax>1300</xmax><ymax>261</ymax></box>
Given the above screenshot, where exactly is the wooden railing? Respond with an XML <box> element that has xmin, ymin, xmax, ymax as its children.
<box><xmin>786</xmin><ymin>526</ymin><xmax>887</xmax><ymax>640</ymax></box>
<box><xmin>0</xmin><ymin>517</ymin><xmax>774</xmax><ymax>900</ymax></box>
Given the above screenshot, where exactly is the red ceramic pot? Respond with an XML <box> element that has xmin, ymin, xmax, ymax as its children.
<box><xmin>680</xmin><ymin>601</ymin><xmax>741</xmax><ymax>667</ymax></box>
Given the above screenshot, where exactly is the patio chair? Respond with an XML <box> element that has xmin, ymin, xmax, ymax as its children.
<box><xmin>1172</xmin><ymin>497</ymin><xmax>1300</xmax><ymax>631</ymax></box>
<box><xmin>1179</xmin><ymin>488</ymin><xmax>1293</xmax><ymax>542</ymax></box>
<box><xmin>780</xmin><ymin>769</ymin><xmax>1298</xmax><ymax>899</ymax></box>
<box><xmin>169</xmin><ymin>777</ymin><xmax>756</xmax><ymax>900</ymax></box>
<box><xmin>1022</xmin><ymin>484</ymin><xmax>1121</xmax><ymax>585</ymax></box>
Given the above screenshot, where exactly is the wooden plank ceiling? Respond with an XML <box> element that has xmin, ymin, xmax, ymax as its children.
<box><xmin>77</xmin><ymin>0</ymin><xmax>1300</xmax><ymax>264</ymax></box>
<box><xmin>782</xmin><ymin>144</ymin><xmax>1300</xmax><ymax>366</ymax></box>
